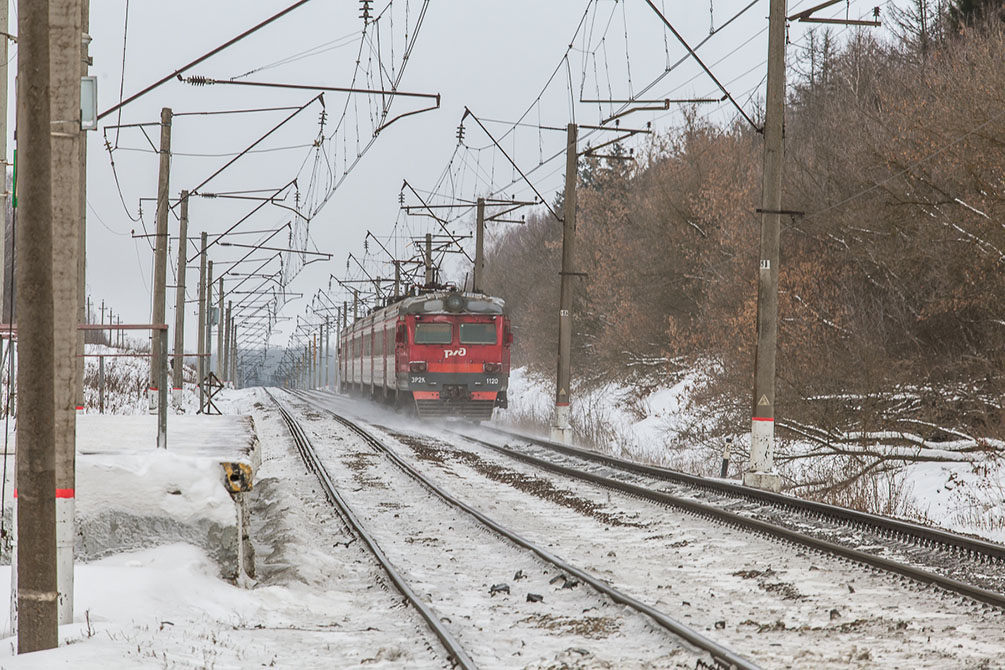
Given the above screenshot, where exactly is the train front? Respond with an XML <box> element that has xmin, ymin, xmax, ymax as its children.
<box><xmin>399</xmin><ymin>291</ymin><xmax>511</xmax><ymax>420</ymax></box>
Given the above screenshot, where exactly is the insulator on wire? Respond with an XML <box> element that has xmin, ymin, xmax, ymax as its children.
<box><xmin>456</xmin><ymin>123</ymin><xmax>465</xmax><ymax>143</ymax></box>
<box><xmin>360</xmin><ymin>0</ymin><xmax>372</xmax><ymax>22</ymax></box>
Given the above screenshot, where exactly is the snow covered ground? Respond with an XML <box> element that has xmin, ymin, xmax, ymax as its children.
<box><xmin>0</xmin><ymin>388</ymin><xmax>450</xmax><ymax>669</ymax></box>
<box><xmin>0</xmin><ymin>358</ymin><xmax>1000</xmax><ymax>668</ymax></box>
<box><xmin>498</xmin><ymin>367</ymin><xmax>1005</xmax><ymax>544</ymax></box>
<box><xmin>302</xmin><ymin>391</ymin><xmax>1005</xmax><ymax>669</ymax></box>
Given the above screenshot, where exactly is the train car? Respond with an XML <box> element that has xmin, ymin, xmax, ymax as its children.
<box><xmin>338</xmin><ymin>289</ymin><xmax>512</xmax><ymax>420</ymax></box>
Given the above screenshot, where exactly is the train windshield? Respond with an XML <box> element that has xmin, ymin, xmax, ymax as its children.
<box><xmin>414</xmin><ymin>322</ymin><xmax>452</xmax><ymax>344</ymax></box>
<box><xmin>459</xmin><ymin>323</ymin><xmax>497</xmax><ymax>344</ymax></box>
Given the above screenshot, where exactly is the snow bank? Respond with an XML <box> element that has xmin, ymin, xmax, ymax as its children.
<box><xmin>499</xmin><ymin>367</ymin><xmax>1005</xmax><ymax>543</ymax></box>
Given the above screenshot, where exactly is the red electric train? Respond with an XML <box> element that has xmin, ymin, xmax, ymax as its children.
<box><xmin>338</xmin><ymin>289</ymin><xmax>512</xmax><ymax>420</ymax></box>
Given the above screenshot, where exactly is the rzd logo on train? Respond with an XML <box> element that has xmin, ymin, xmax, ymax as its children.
<box><xmin>444</xmin><ymin>348</ymin><xmax>467</xmax><ymax>358</ymax></box>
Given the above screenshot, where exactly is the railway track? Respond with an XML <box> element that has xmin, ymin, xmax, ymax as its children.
<box><xmin>455</xmin><ymin>424</ymin><xmax>1005</xmax><ymax>606</ymax></box>
<box><xmin>266</xmin><ymin>389</ymin><xmax>477</xmax><ymax>670</ymax></box>
<box><xmin>298</xmin><ymin>389</ymin><xmax>1005</xmax><ymax>667</ymax></box>
<box><xmin>487</xmin><ymin>425</ymin><xmax>1005</xmax><ymax>563</ymax></box>
<box><xmin>302</xmin><ymin>389</ymin><xmax>1005</xmax><ymax>605</ymax></box>
<box><xmin>282</xmin><ymin>389</ymin><xmax>760</xmax><ymax>670</ymax></box>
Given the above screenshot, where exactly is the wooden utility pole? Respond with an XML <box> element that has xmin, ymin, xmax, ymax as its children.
<box><xmin>51</xmin><ymin>0</ymin><xmax>82</xmax><ymax>627</ymax></box>
<box><xmin>473</xmin><ymin>197</ymin><xmax>485</xmax><ymax>293</ymax></box>
<box><xmin>746</xmin><ymin>0</ymin><xmax>786</xmax><ymax>493</ymax></box>
<box><xmin>551</xmin><ymin>123</ymin><xmax>578</xmax><ymax>443</ymax></box>
<box><xmin>196</xmin><ymin>233</ymin><xmax>208</xmax><ymax>410</ymax></box>
<box><xmin>149</xmin><ymin>108</ymin><xmax>172</xmax><ymax>414</ymax></box>
<box><xmin>15</xmin><ymin>0</ymin><xmax>59</xmax><ymax>650</ymax></box>
<box><xmin>172</xmin><ymin>190</ymin><xmax>189</xmax><ymax>407</ymax></box>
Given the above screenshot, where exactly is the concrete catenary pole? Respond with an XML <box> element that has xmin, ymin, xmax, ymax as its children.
<box><xmin>205</xmin><ymin>259</ymin><xmax>214</xmax><ymax>376</ymax></box>
<box><xmin>172</xmin><ymin>190</ymin><xmax>189</xmax><ymax>407</ymax></box>
<box><xmin>216</xmin><ymin>277</ymin><xmax>224</xmax><ymax>378</ymax></box>
<box><xmin>551</xmin><ymin>123</ymin><xmax>578</xmax><ymax>443</ymax></box>
<box><xmin>75</xmin><ymin>0</ymin><xmax>90</xmax><ymax>425</ymax></box>
<box><xmin>424</xmin><ymin>233</ymin><xmax>433</xmax><ymax>286</ymax></box>
<box><xmin>230</xmin><ymin>321</ymin><xmax>237</xmax><ymax>387</ymax></box>
<box><xmin>196</xmin><ymin>233</ymin><xmax>207</xmax><ymax>410</ymax></box>
<box><xmin>223</xmin><ymin>301</ymin><xmax>232</xmax><ymax>383</ymax></box>
<box><xmin>157</xmin><ymin>329</ymin><xmax>167</xmax><ymax>449</ymax></box>
<box><xmin>51</xmin><ymin>0</ymin><xmax>83</xmax><ymax>626</ymax></box>
<box><xmin>745</xmin><ymin>0</ymin><xmax>786</xmax><ymax>493</ymax></box>
<box><xmin>0</xmin><ymin>1</ymin><xmax>9</xmax><ymax>364</ymax></box>
<box><xmin>149</xmin><ymin>107</ymin><xmax>172</xmax><ymax>414</ymax></box>
<box><xmin>324</xmin><ymin>320</ymin><xmax>330</xmax><ymax>389</ymax></box>
<box><xmin>473</xmin><ymin>197</ymin><xmax>485</xmax><ymax>293</ymax></box>
<box><xmin>15</xmin><ymin>0</ymin><xmax>59</xmax><ymax>650</ymax></box>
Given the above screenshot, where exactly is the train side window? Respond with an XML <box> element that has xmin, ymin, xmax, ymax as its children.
<box><xmin>395</xmin><ymin>324</ymin><xmax>406</xmax><ymax>345</ymax></box>
<box><xmin>414</xmin><ymin>322</ymin><xmax>452</xmax><ymax>344</ymax></box>
<box><xmin>459</xmin><ymin>323</ymin><xmax>497</xmax><ymax>344</ymax></box>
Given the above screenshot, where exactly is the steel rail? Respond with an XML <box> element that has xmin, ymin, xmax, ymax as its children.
<box><xmin>265</xmin><ymin>390</ymin><xmax>478</xmax><ymax>670</ymax></box>
<box><xmin>452</xmin><ymin>431</ymin><xmax>1005</xmax><ymax>610</ymax></box>
<box><xmin>482</xmin><ymin>427</ymin><xmax>1005</xmax><ymax>565</ymax></box>
<box><xmin>291</xmin><ymin>390</ymin><xmax>762</xmax><ymax>670</ymax></box>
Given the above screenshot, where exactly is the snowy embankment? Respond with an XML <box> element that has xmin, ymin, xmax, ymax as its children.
<box><xmin>496</xmin><ymin>367</ymin><xmax>1005</xmax><ymax>544</ymax></box>
<box><xmin>0</xmin><ymin>387</ymin><xmax>443</xmax><ymax>668</ymax></box>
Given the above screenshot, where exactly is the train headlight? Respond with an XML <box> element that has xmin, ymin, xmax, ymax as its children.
<box><xmin>445</xmin><ymin>294</ymin><xmax>465</xmax><ymax>312</ymax></box>
<box><xmin>409</xmin><ymin>361</ymin><xmax>427</xmax><ymax>373</ymax></box>
<box><xmin>483</xmin><ymin>362</ymin><xmax>501</xmax><ymax>373</ymax></box>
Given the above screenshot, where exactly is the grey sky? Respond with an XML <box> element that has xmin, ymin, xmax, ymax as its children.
<box><xmin>60</xmin><ymin>0</ymin><xmax>908</xmax><ymax>365</ymax></box>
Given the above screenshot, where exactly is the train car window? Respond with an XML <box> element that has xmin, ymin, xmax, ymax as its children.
<box><xmin>414</xmin><ymin>322</ymin><xmax>452</xmax><ymax>344</ymax></box>
<box><xmin>459</xmin><ymin>323</ymin><xmax>497</xmax><ymax>344</ymax></box>
<box><xmin>395</xmin><ymin>324</ymin><xmax>406</xmax><ymax>345</ymax></box>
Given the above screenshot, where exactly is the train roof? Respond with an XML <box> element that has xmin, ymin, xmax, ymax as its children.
<box><xmin>398</xmin><ymin>290</ymin><xmax>506</xmax><ymax>316</ymax></box>
<box><xmin>347</xmin><ymin>291</ymin><xmax>506</xmax><ymax>330</ymax></box>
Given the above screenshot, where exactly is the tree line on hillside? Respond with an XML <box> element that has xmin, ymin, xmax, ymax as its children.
<box><xmin>481</xmin><ymin>4</ymin><xmax>1005</xmax><ymax>458</ymax></box>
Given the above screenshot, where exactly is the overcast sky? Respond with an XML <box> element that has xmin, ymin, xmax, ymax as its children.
<box><xmin>12</xmin><ymin>0</ymin><xmax>912</xmax><ymax>370</ymax></box>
